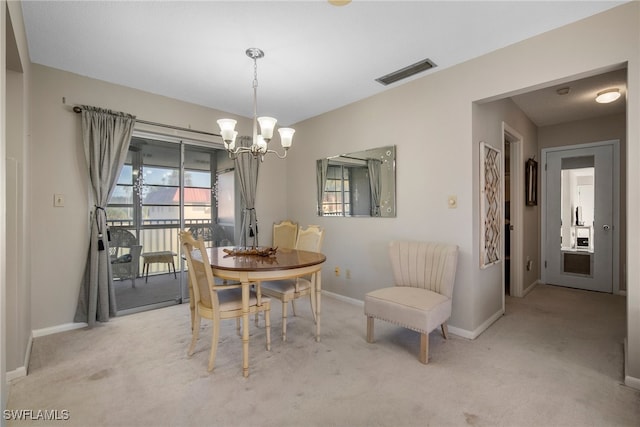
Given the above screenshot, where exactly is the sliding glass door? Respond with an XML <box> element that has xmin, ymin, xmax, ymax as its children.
<box><xmin>107</xmin><ymin>134</ymin><xmax>236</xmax><ymax>314</ymax></box>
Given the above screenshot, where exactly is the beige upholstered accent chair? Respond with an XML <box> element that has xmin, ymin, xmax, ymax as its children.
<box><xmin>109</xmin><ymin>228</ymin><xmax>142</xmax><ymax>288</ymax></box>
<box><xmin>273</xmin><ymin>220</ymin><xmax>298</xmax><ymax>250</ymax></box>
<box><xmin>364</xmin><ymin>241</ymin><xmax>458</xmax><ymax>364</ymax></box>
<box><xmin>180</xmin><ymin>230</ymin><xmax>271</xmax><ymax>372</ymax></box>
<box><xmin>261</xmin><ymin>225</ymin><xmax>325</xmax><ymax>341</ymax></box>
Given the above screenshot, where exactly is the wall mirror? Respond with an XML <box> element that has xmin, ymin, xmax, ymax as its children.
<box><xmin>317</xmin><ymin>145</ymin><xmax>396</xmax><ymax>217</ymax></box>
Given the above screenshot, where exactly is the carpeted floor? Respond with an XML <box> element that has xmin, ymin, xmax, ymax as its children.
<box><xmin>7</xmin><ymin>284</ymin><xmax>640</xmax><ymax>427</ymax></box>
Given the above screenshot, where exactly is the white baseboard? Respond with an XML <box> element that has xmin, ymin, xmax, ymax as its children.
<box><xmin>6</xmin><ymin>367</ymin><xmax>27</xmax><ymax>382</ymax></box>
<box><xmin>448</xmin><ymin>308</ymin><xmax>503</xmax><ymax>340</ymax></box>
<box><xmin>6</xmin><ymin>333</ymin><xmax>33</xmax><ymax>383</ymax></box>
<box><xmin>522</xmin><ymin>280</ymin><xmax>539</xmax><ymax>297</ymax></box>
<box><xmin>32</xmin><ymin>322</ymin><xmax>87</xmax><ymax>338</ymax></box>
<box><xmin>322</xmin><ymin>290</ymin><xmax>364</xmax><ymax>307</ymax></box>
<box><xmin>322</xmin><ymin>290</ymin><xmax>502</xmax><ymax>340</ymax></box>
<box><xmin>624</xmin><ymin>375</ymin><xmax>640</xmax><ymax>390</ymax></box>
<box><xmin>23</xmin><ymin>333</ymin><xmax>33</xmax><ymax>374</ymax></box>
<box><xmin>623</xmin><ymin>338</ymin><xmax>640</xmax><ymax>390</ymax></box>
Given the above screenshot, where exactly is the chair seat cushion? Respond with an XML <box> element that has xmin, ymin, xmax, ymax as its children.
<box><xmin>364</xmin><ymin>287</ymin><xmax>451</xmax><ymax>334</ymax></box>
<box><xmin>216</xmin><ymin>288</ymin><xmax>270</xmax><ymax>311</ymax></box>
<box><xmin>261</xmin><ymin>278</ymin><xmax>311</xmax><ymax>297</ymax></box>
<box><xmin>111</xmin><ymin>254</ymin><xmax>132</xmax><ymax>264</ymax></box>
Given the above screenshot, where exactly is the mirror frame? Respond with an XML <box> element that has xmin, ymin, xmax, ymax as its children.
<box><xmin>317</xmin><ymin>145</ymin><xmax>396</xmax><ymax>217</ymax></box>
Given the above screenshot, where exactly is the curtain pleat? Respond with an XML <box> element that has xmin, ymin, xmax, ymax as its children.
<box><xmin>316</xmin><ymin>159</ymin><xmax>328</xmax><ymax>216</ymax></box>
<box><xmin>234</xmin><ymin>136</ymin><xmax>260</xmax><ymax>248</ymax></box>
<box><xmin>367</xmin><ymin>159</ymin><xmax>382</xmax><ymax>216</ymax></box>
<box><xmin>74</xmin><ymin>106</ymin><xmax>136</xmax><ymax>326</ymax></box>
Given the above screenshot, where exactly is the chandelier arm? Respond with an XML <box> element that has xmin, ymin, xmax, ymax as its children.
<box><xmin>217</xmin><ymin>48</ymin><xmax>294</xmax><ymax>161</ymax></box>
<box><xmin>264</xmin><ymin>149</ymin><xmax>289</xmax><ymax>160</ymax></box>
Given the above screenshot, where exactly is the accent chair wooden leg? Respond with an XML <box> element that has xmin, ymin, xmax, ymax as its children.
<box><xmin>291</xmin><ymin>300</ymin><xmax>298</xmax><ymax>317</ymax></box>
<box><xmin>419</xmin><ymin>332</ymin><xmax>429</xmax><ymax>364</ymax></box>
<box><xmin>441</xmin><ymin>323</ymin><xmax>449</xmax><ymax>339</ymax></box>
<box><xmin>366</xmin><ymin>316</ymin><xmax>374</xmax><ymax>343</ymax></box>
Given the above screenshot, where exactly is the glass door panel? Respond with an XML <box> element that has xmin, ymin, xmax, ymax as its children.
<box><xmin>109</xmin><ymin>136</ymin><xmax>234</xmax><ymax>314</ymax></box>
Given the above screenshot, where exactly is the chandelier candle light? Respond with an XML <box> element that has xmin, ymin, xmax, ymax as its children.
<box><xmin>217</xmin><ymin>48</ymin><xmax>295</xmax><ymax>161</ymax></box>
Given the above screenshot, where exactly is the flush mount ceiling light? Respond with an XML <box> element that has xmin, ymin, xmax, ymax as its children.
<box><xmin>556</xmin><ymin>86</ymin><xmax>570</xmax><ymax>95</ymax></box>
<box><xmin>328</xmin><ymin>0</ymin><xmax>351</xmax><ymax>6</ymax></box>
<box><xmin>595</xmin><ymin>88</ymin><xmax>621</xmax><ymax>104</ymax></box>
<box><xmin>217</xmin><ymin>48</ymin><xmax>294</xmax><ymax>161</ymax></box>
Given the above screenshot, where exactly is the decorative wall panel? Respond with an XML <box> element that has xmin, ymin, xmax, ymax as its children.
<box><xmin>480</xmin><ymin>142</ymin><xmax>502</xmax><ymax>268</ymax></box>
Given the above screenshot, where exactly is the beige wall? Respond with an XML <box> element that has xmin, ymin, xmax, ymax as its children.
<box><xmin>4</xmin><ymin>0</ymin><xmax>32</xmax><ymax>400</ymax></box>
<box><xmin>539</xmin><ymin>113</ymin><xmax>627</xmax><ymax>291</ymax></box>
<box><xmin>1</xmin><ymin>0</ymin><xmax>8</xmax><ymax>411</ymax></box>
<box><xmin>28</xmin><ymin>64</ymin><xmax>289</xmax><ymax>330</ymax></box>
<box><xmin>2</xmin><ymin>0</ymin><xmax>638</xmax><ymax>399</ymax></box>
<box><xmin>473</xmin><ymin>97</ymin><xmax>539</xmax><ymax>308</ymax></box>
<box><xmin>287</xmin><ymin>2</ymin><xmax>640</xmax><ymax>383</ymax></box>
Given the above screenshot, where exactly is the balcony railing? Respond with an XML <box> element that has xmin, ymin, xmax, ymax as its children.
<box><xmin>107</xmin><ymin>219</ymin><xmax>233</xmax><ymax>276</ymax></box>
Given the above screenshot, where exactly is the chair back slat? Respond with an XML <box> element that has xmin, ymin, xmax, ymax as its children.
<box><xmin>295</xmin><ymin>225</ymin><xmax>324</xmax><ymax>252</ymax></box>
<box><xmin>273</xmin><ymin>220</ymin><xmax>298</xmax><ymax>249</ymax></box>
<box><xmin>389</xmin><ymin>241</ymin><xmax>458</xmax><ymax>298</ymax></box>
<box><xmin>180</xmin><ymin>230</ymin><xmax>216</xmax><ymax>310</ymax></box>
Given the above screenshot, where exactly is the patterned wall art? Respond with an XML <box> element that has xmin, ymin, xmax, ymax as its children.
<box><xmin>480</xmin><ymin>141</ymin><xmax>502</xmax><ymax>269</ymax></box>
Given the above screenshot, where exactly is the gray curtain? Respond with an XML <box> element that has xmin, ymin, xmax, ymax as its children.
<box><xmin>234</xmin><ymin>136</ymin><xmax>260</xmax><ymax>248</ymax></box>
<box><xmin>368</xmin><ymin>159</ymin><xmax>382</xmax><ymax>216</ymax></box>
<box><xmin>316</xmin><ymin>159</ymin><xmax>329</xmax><ymax>215</ymax></box>
<box><xmin>74</xmin><ymin>106</ymin><xmax>136</xmax><ymax>326</ymax></box>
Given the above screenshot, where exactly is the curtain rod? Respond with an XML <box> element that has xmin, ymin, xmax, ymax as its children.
<box><xmin>72</xmin><ymin>105</ymin><xmax>221</xmax><ymax>138</ymax></box>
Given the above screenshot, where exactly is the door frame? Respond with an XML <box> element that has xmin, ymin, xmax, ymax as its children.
<box><xmin>541</xmin><ymin>140</ymin><xmax>620</xmax><ymax>293</ymax></box>
<box><xmin>502</xmin><ymin>123</ymin><xmax>524</xmax><ymax>300</ymax></box>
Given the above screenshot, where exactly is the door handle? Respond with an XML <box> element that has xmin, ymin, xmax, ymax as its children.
<box><xmin>603</xmin><ymin>224</ymin><xmax>611</xmax><ymax>231</ymax></box>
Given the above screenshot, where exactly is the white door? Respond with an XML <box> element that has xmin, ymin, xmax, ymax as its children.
<box><xmin>544</xmin><ymin>144</ymin><xmax>614</xmax><ymax>293</ymax></box>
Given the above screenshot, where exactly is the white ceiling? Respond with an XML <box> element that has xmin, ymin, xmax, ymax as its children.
<box><xmin>21</xmin><ymin>0</ymin><xmax>629</xmax><ymax>127</ymax></box>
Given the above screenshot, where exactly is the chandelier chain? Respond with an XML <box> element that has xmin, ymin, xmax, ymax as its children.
<box><xmin>216</xmin><ymin>48</ymin><xmax>295</xmax><ymax>162</ymax></box>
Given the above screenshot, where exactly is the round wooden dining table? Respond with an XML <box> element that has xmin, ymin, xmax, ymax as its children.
<box><xmin>191</xmin><ymin>246</ymin><xmax>326</xmax><ymax>378</ymax></box>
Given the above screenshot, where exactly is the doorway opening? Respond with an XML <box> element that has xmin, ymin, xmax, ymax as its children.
<box><xmin>502</xmin><ymin>123</ymin><xmax>523</xmax><ymax>301</ymax></box>
<box><xmin>107</xmin><ymin>134</ymin><xmax>238</xmax><ymax>315</ymax></box>
<box><xmin>541</xmin><ymin>140</ymin><xmax>620</xmax><ymax>294</ymax></box>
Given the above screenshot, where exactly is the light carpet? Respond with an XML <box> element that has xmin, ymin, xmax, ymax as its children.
<box><xmin>7</xmin><ymin>284</ymin><xmax>640</xmax><ymax>427</ymax></box>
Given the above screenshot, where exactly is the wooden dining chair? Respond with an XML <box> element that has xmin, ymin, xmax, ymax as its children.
<box><xmin>180</xmin><ymin>230</ymin><xmax>271</xmax><ymax>372</ymax></box>
<box><xmin>272</xmin><ymin>220</ymin><xmax>298</xmax><ymax>250</ymax></box>
<box><xmin>260</xmin><ymin>225</ymin><xmax>325</xmax><ymax>341</ymax></box>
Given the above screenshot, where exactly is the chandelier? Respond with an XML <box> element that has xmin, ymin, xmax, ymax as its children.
<box><xmin>217</xmin><ymin>48</ymin><xmax>295</xmax><ymax>161</ymax></box>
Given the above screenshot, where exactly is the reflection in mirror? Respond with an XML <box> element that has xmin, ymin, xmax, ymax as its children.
<box><xmin>560</xmin><ymin>156</ymin><xmax>594</xmax><ymax>252</ymax></box>
<box><xmin>317</xmin><ymin>145</ymin><xmax>396</xmax><ymax>217</ymax></box>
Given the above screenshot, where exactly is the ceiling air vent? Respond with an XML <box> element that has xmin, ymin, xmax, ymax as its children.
<box><xmin>375</xmin><ymin>58</ymin><xmax>437</xmax><ymax>86</ymax></box>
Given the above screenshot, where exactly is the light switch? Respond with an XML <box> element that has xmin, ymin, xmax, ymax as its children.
<box><xmin>54</xmin><ymin>193</ymin><xmax>65</xmax><ymax>207</ymax></box>
<box><xmin>448</xmin><ymin>195</ymin><xmax>457</xmax><ymax>209</ymax></box>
